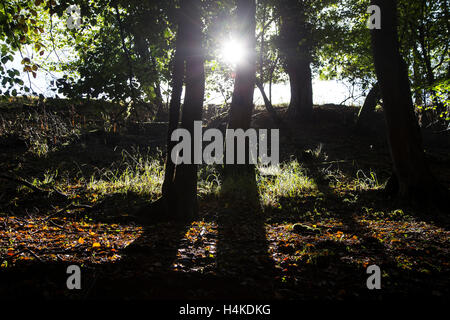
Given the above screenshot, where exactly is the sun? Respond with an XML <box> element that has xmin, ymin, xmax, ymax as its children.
<box><xmin>219</xmin><ymin>39</ymin><xmax>247</xmax><ymax>66</ymax></box>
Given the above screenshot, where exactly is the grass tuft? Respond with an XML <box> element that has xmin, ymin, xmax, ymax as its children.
<box><xmin>258</xmin><ymin>160</ymin><xmax>317</xmax><ymax>207</ymax></box>
<box><xmin>87</xmin><ymin>149</ymin><xmax>164</xmax><ymax>198</ymax></box>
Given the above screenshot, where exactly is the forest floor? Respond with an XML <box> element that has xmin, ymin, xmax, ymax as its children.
<box><xmin>0</xmin><ymin>98</ymin><xmax>449</xmax><ymax>301</ymax></box>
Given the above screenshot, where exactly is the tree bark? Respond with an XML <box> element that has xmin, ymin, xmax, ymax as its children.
<box><xmin>225</xmin><ymin>0</ymin><xmax>256</xmax><ymax>179</ymax></box>
<box><xmin>286</xmin><ymin>59</ymin><xmax>313</xmax><ymax>119</ymax></box>
<box><xmin>278</xmin><ymin>1</ymin><xmax>313</xmax><ymax>120</ymax></box>
<box><xmin>161</xmin><ymin>9</ymin><xmax>186</xmax><ymax>199</ymax></box>
<box><xmin>171</xmin><ymin>0</ymin><xmax>205</xmax><ymax>219</ymax></box>
<box><xmin>370</xmin><ymin>0</ymin><xmax>447</xmax><ymax>206</ymax></box>
<box><xmin>156</xmin><ymin>0</ymin><xmax>204</xmax><ymax>220</ymax></box>
<box><xmin>227</xmin><ymin>0</ymin><xmax>256</xmax><ymax>131</ymax></box>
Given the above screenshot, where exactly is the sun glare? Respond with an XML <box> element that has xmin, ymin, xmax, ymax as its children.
<box><xmin>220</xmin><ymin>39</ymin><xmax>246</xmax><ymax>66</ymax></box>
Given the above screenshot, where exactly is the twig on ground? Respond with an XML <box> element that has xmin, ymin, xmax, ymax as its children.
<box><xmin>44</xmin><ymin>202</ymin><xmax>95</xmax><ymax>221</ymax></box>
<box><xmin>0</xmin><ymin>173</ymin><xmax>68</xmax><ymax>200</ymax></box>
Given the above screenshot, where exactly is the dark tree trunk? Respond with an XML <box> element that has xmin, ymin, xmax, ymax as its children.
<box><xmin>370</xmin><ymin>0</ymin><xmax>447</xmax><ymax>206</ymax></box>
<box><xmin>278</xmin><ymin>1</ymin><xmax>313</xmax><ymax>120</ymax></box>
<box><xmin>153</xmin><ymin>83</ymin><xmax>166</xmax><ymax>121</ymax></box>
<box><xmin>161</xmin><ymin>11</ymin><xmax>186</xmax><ymax>199</ymax></box>
<box><xmin>255</xmin><ymin>79</ymin><xmax>282</xmax><ymax>127</ymax></box>
<box><xmin>227</xmin><ymin>0</ymin><xmax>256</xmax><ymax>131</ymax></box>
<box><xmin>170</xmin><ymin>0</ymin><xmax>205</xmax><ymax>219</ymax></box>
<box><xmin>286</xmin><ymin>59</ymin><xmax>313</xmax><ymax>119</ymax></box>
<box><xmin>259</xmin><ymin>1</ymin><xmax>267</xmax><ymax>84</ymax></box>
<box><xmin>355</xmin><ymin>83</ymin><xmax>381</xmax><ymax>131</ymax></box>
<box><xmin>225</xmin><ymin>0</ymin><xmax>256</xmax><ymax>179</ymax></box>
<box><xmin>155</xmin><ymin>0</ymin><xmax>204</xmax><ymax>220</ymax></box>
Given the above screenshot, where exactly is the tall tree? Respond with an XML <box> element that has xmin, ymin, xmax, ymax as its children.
<box><xmin>170</xmin><ymin>0</ymin><xmax>205</xmax><ymax>219</ymax></box>
<box><xmin>278</xmin><ymin>0</ymin><xmax>313</xmax><ymax>120</ymax></box>
<box><xmin>227</xmin><ymin>0</ymin><xmax>256</xmax><ymax>132</ymax></box>
<box><xmin>157</xmin><ymin>0</ymin><xmax>205</xmax><ymax>220</ymax></box>
<box><xmin>317</xmin><ymin>0</ymin><xmax>449</xmax><ymax>126</ymax></box>
<box><xmin>370</xmin><ymin>0</ymin><xmax>447</xmax><ymax>205</ymax></box>
<box><xmin>225</xmin><ymin>0</ymin><xmax>257</xmax><ymax>175</ymax></box>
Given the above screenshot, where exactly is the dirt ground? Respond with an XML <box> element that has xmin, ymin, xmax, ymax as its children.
<box><xmin>0</xmin><ymin>101</ymin><xmax>449</xmax><ymax>301</ymax></box>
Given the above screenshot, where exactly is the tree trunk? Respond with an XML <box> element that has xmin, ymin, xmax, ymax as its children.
<box><xmin>370</xmin><ymin>0</ymin><xmax>447</xmax><ymax>206</ymax></box>
<box><xmin>259</xmin><ymin>1</ymin><xmax>267</xmax><ymax>84</ymax></box>
<box><xmin>171</xmin><ymin>0</ymin><xmax>205</xmax><ymax>219</ymax></box>
<box><xmin>278</xmin><ymin>1</ymin><xmax>313</xmax><ymax>120</ymax></box>
<box><xmin>227</xmin><ymin>0</ymin><xmax>256</xmax><ymax>131</ymax></box>
<box><xmin>255</xmin><ymin>79</ymin><xmax>283</xmax><ymax>128</ymax></box>
<box><xmin>153</xmin><ymin>83</ymin><xmax>166</xmax><ymax>121</ymax></box>
<box><xmin>157</xmin><ymin>0</ymin><xmax>204</xmax><ymax>220</ymax></box>
<box><xmin>286</xmin><ymin>59</ymin><xmax>313</xmax><ymax>119</ymax></box>
<box><xmin>225</xmin><ymin>0</ymin><xmax>256</xmax><ymax>179</ymax></box>
<box><xmin>161</xmin><ymin>10</ymin><xmax>186</xmax><ymax>200</ymax></box>
<box><xmin>355</xmin><ymin>82</ymin><xmax>381</xmax><ymax>131</ymax></box>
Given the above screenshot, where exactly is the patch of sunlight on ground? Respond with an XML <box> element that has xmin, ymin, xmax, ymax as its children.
<box><xmin>0</xmin><ymin>216</ymin><xmax>143</xmax><ymax>267</ymax></box>
<box><xmin>87</xmin><ymin>158</ymin><xmax>164</xmax><ymax>196</ymax></box>
<box><xmin>171</xmin><ymin>221</ymin><xmax>218</xmax><ymax>274</ymax></box>
<box><xmin>258</xmin><ymin>161</ymin><xmax>318</xmax><ymax>207</ymax></box>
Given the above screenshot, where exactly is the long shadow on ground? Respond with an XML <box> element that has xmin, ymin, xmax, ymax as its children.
<box><xmin>215</xmin><ymin>169</ymin><xmax>277</xmax><ymax>300</ymax></box>
<box><xmin>262</xmin><ymin>155</ymin><xmax>449</xmax><ymax>300</ymax></box>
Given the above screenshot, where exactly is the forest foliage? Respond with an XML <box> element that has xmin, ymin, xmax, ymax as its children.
<box><xmin>0</xmin><ymin>0</ymin><xmax>448</xmax><ymax>123</ymax></box>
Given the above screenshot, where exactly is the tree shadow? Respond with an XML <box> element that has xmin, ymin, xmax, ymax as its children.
<box><xmin>86</xmin><ymin>218</ymin><xmax>195</xmax><ymax>299</ymax></box>
<box><xmin>264</xmin><ymin>155</ymin><xmax>450</xmax><ymax>300</ymax></box>
<box><xmin>214</xmin><ymin>167</ymin><xmax>277</xmax><ymax>299</ymax></box>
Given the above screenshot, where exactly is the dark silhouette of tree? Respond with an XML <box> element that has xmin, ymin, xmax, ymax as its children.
<box><xmin>355</xmin><ymin>82</ymin><xmax>381</xmax><ymax>131</ymax></box>
<box><xmin>278</xmin><ymin>0</ymin><xmax>313</xmax><ymax>120</ymax></box>
<box><xmin>370</xmin><ymin>0</ymin><xmax>447</xmax><ymax>206</ymax></box>
<box><xmin>225</xmin><ymin>0</ymin><xmax>257</xmax><ymax>179</ymax></box>
<box><xmin>157</xmin><ymin>0</ymin><xmax>205</xmax><ymax>220</ymax></box>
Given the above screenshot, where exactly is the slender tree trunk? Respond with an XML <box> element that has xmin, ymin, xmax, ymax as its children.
<box><xmin>355</xmin><ymin>82</ymin><xmax>381</xmax><ymax>131</ymax></box>
<box><xmin>259</xmin><ymin>1</ymin><xmax>267</xmax><ymax>84</ymax></box>
<box><xmin>278</xmin><ymin>1</ymin><xmax>313</xmax><ymax>120</ymax></box>
<box><xmin>154</xmin><ymin>83</ymin><xmax>166</xmax><ymax>121</ymax></box>
<box><xmin>161</xmin><ymin>11</ymin><xmax>186</xmax><ymax>199</ymax></box>
<box><xmin>255</xmin><ymin>79</ymin><xmax>282</xmax><ymax>127</ymax></box>
<box><xmin>225</xmin><ymin>0</ymin><xmax>256</xmax><ymax>178</ymax></box>
<box><xmin>411</xmin><ymin>44</ymin><xmax>423</xmax><ymax>106</ymax></box>
<box><xmin>269</xmin><ymin>74</ymin><xmax>272</xmax><ymax>103</ymax></box>
<box><xmin>171</xmin><ymin>0</ymin><xmax>205</xmax><ymax>219</ymax></box>
<box><xmin>142</xmin><ymin>0</ymin><xmax>204</xmax><ymax>221</ymax></box>
<box><xmin>371</xmin><ymin>0</ymin><xmax>447</xmax><ymax>206</ymax></box>
<box><xmin>227</xmin><ymin>0</ymin><xmax>256</xmax><ymax>131</ymax></box>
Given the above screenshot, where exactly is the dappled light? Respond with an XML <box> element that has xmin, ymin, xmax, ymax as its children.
<box><xmin>1</xmin><ymin>215</ymin><xmax>142</xmax><ymax>266</ymax></box>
